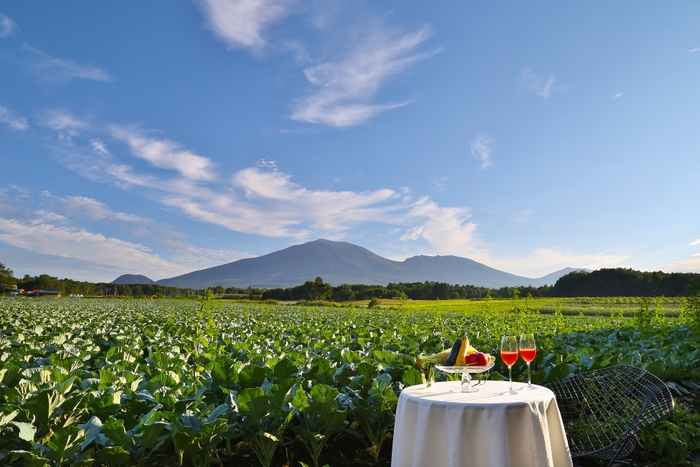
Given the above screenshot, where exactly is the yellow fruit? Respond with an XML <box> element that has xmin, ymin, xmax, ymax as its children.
<box><xmin>455</xmin><ymin>339</ymin><xmax>469</xmax><ymax>366</ymax></box>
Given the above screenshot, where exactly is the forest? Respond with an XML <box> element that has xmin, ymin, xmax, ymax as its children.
<box><xmin>2</xmin><ymin>263</ymin><xmax>699</xmax><ymax>300</ymax></box>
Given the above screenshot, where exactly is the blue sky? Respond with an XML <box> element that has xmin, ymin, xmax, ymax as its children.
<box><xmin>1</xmin><ymin>1</ymin><xmax>699</xmax><ymax>283</ymax></box>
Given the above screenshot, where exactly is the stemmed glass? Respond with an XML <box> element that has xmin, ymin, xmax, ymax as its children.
<box><xmin>519</xmin><ymin>333</ymin><xmax>537</xmax><ymax>389</ymax></box>
<box><xmin>500</xmin><ymin>336</ymin><xmax>518</xmax><ymax>395</ymax></box>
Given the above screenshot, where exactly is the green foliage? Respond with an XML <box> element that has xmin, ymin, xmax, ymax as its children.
<box><xmin>552</xmin><ymin>268</ymin><xmax>700</xmax><ymax>297</ymax></box>
<box><xmin>679</xmin><ymin>289</ymin><xmax>700</xmax><ymax>332</ymax></box>
<box><xmin>0</xmin><ymin>297</ymin><xmax>699</xmax><ymax>466</ymax></box>
<box><xmin>641</xmin><ymin>404</ymin><xmax>700</xmax><ymax>465</ymax></box>
<box><xmin>0</xmin><ymin>262</ymin><xmax>14</xmax><ymax>290</ymax></box>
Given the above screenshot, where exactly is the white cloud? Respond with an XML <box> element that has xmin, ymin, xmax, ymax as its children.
<box><xmin>520</xmin><ymin>68</ymin><xmax>576</xmax><ymax>99</ymax></box>
<box><xmin>91</xmin><ymin>139</ymin><xmax>110</xmax><ymax>156</ymax></box>
<box><xmin>256</xmin><ymin>159</ymin><xmax>277</xmax><ymax>169</ymax></box>
<box><xmin>688</xmin><ymin>48</ymin><xmax>700</xmax><ymax>55</ymax></box>
<box><xmin>433</xmin><ymin>176</ymin><xmax>448</xmax><ymax>192</ymax></box>
<box><xmin>0</xmin><ymin>188</ymin><xmax>251</xmax><ymax>280</ymax></box>
<box><xmin>0</xmin><ymin>14</ymin><xmax>18</xmax><ymax>37</ymax></box>
<box><xmin>660</xmin><ymin>255</ymin><xmax>700</xmax><ymax>273</ymax></box>
<box><xmin>0</xmin><ymin>217</ymin><xmax>187</xmax><ymax>280</ymax></box>
<box><xmin>489</xmin><ymin>248</ymin><xmax>631</xmax><ymax>278</ymax></box>
<box><xmin>291</xmin><ymin>26</ymin><xmax>437</xmax><ymax>127</ymax></box>
<box><xmin>516</xmin><ymin>210</ymin><xmax>534</xmax><ymax>224</ymax></box>
<box><xmin>22</xmin><ymin>44</ymin><xmax>112</xmax><ymax>83</ymax></box>
<box><xmin>111</xmin><ymin>127</ymin><xmax>215</xmax><ymax>181</ymax></box>
<box><xmin>39</xmin><ymin>110</ymin><xmax>90</xmax><ymax>132</ymax></box>
<box><xmin>45</xmin><ymin>118</ymin><xmax>484</xmax><ymax>259</ymax></box>
<box><xmin>470</xmin><ymin>134</ymin><xmax>494</xmax><ymax>169</ymax></box>
<box><xmin>691</xmin><ymin>239</ymin><xmax>700</xmax><ymax>246</ymax></box>
<box><xmin>198</xmin><ymin>0</ymin><xmax>293</xmax><ymax>51</ymax></box>
<box><xmin>399</xmin><ymin>198</ymin><xmax>479</xmax><ymax>257</ymax></box>
<box><xmin>611</xmin><ymin>92</ymin><xmax>624</xmax><ymax>98</ymax></box>
<box><xmin>0</xmin><ymin>105</ymin><xmax>29</xmax><ymax>130</ymax></box>
<box><xmin>146</xmin><ymin>167</ymin><xmax>402</xmax><ymax>239</ymax></box>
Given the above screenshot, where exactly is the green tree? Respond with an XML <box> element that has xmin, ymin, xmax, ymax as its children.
<box><xmin>332</xmin><ymin>284</ymin><xmax>355</xmax><ymax>302</ymax></box>
<box><xmin>301</xmin><ymin>277</ymin><xmax>332</xmax><ymax>301</ymax></box>
<box><xmin>0</xmin><ymin>262</ymin><xmax>14</xmax><ymax>290</ymax></box>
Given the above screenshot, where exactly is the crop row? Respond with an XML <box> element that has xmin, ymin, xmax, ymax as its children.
<box><xmin>0</xmin><ymin>298</ymin><xmax>698</xmax><ymax>466</ymax></box>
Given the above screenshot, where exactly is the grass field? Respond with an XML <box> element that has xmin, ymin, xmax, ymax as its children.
<box><xmin>354</xmin><ymin>295</ymin><xmax>685</xmax><ymax>316</ymax></box>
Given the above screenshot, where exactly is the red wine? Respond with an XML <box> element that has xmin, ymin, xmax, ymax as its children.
<box><xmin>501</xmin><ymin>351</ymin><xmax>518</xmax><ymax>367</ymax></box>
<box><xmin>520</xmin><ymin>348</ymin><xmax>536</xmax><ymax>363</ymax></box>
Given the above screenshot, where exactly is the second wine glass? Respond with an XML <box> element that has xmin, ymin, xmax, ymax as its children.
<box><xmin>500</xmin><ymin>335</ymin><xmax>518</xmax><ymax>395</ymax></box>
<box><xmin>519</xmin><ymin>333</ymin><xmax>536</xmax><ymax>389</ymax></box>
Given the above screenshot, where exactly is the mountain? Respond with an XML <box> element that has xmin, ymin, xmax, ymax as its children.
<box><xmin>112</xmin><ymin>274</ymin><xmax>155</xmax><ymax>285</ymax></box>
<box><xmin>155</xmin><ymin>239</ymin><xmax>575</xmax><ymax>289</ymax></box>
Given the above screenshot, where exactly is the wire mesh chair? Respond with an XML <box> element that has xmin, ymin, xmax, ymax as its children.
<box><xmin>545</xmin><ymin>364</ymin><xmax>674</xmax><ymax>467</ymax></box>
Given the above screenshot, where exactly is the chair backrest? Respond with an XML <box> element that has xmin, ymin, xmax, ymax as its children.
<box><xmin>545</xmin><ymin>365</ymin><xmax>674</xmax><ymax>459</ymax></box>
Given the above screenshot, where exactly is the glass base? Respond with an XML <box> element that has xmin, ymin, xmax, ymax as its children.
<box><xmin>454</xmin><ymin>373</ymin><xmax>479</xmax><ymax>392</ymax></box>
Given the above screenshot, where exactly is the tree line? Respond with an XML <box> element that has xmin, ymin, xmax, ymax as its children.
<box><xmin>262</xmin><ymin>269</ymin><xmax>700</xmax><ymax>301</ymax></box>
<box><xmin>550</xmin><ymin>268</ymin><xmax>700</xmax><ymax>297</ymax></box>
<box><xmin>2</xmin><ymin>263</ymin><xmax>699</xmax><ymax>300</ymax></box>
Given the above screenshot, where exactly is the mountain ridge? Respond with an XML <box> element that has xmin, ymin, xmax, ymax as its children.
<box><xmin>123</xmin><ymin>239</ymin><xmax>577</xmax><ymax>289</ymax></box>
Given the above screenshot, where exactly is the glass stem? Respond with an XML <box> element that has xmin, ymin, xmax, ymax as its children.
<box><xmin>508</xmin><ymin>365</ymin><xmax>513</xmax><ymax>391</ymax></box>
<box><xmin>527</xmin><ymin>362</ymin><xmax>531</xmax><ymax>386</ymax></box>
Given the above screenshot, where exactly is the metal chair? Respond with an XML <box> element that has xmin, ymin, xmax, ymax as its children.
<box><xmin>545</xmin><ymin>364</ymin><xmax>674</xmax><ymax>467</ymax></box>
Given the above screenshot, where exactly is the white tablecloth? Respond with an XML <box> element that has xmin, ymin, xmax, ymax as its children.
<box><xmin>391</xmin><ymin>381</ymin><xmax>573</xmax><ymax>467</ymax></box>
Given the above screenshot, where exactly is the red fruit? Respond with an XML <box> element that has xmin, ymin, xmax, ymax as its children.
<box><xmin>464</xmin><ymin>351</ymin><xmax>489</xmax><ymax>367</ymax></box>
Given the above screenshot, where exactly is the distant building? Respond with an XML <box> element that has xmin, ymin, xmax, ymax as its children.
<box><xmin>38</xmin><ymin>289</ymin><xmax>62</xmax><ymax>298</ymax></box>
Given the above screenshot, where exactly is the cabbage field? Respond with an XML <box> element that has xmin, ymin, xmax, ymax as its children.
<box><xmin>1</xmin><ymin>296</ymin><xmax>699</xmax><ymax>466</ymax></box>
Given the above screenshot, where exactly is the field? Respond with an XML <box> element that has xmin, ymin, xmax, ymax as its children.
<box><xmin>1</xmin><ymin>296</ymin><xmax>699</xmax><ymax>467</ymax></box>
<box><xmin>366</xmin><ymin>295</ymin><xmax>687</xmax><ymax>316</ymax></box>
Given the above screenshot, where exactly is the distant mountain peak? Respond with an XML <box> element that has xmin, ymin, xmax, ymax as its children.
<box><xmin>112</xmin><ymin>274</ymin><xmax>155</xmax><ymax>285</ymax></box>
<box><xmin>154</xmin><ymin>238</ymin><xmax>576</xmax><ymax>289</ymax></box>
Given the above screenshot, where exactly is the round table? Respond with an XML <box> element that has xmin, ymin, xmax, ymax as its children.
<box><xmin>391</xmin><ymin>380</ymin><xmax>573</xmax><ymax>467</ymax></box>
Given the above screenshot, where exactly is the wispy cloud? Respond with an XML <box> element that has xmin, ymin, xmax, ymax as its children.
<box><xmin>691</xmin><ymin>239</ymin><xmax>700</xmax><ymax>246</ymax></box>
<box><xmin>90</xmin><ymin>139</ymin><xmax>110</xmax><ymax>156</ymax></box>
<box><xmin>37</xmin><ymin>110</ymin><xmax>91</xmax><ymax>145</ymax></box>
<box><xmin>39</xmin><ymin>110</ymin><xmax>90</xmax><ymax>131</ymax></box>
<box><xmin>0</xmin><ymin>105</ymin><xmax>29</xmax><ymax>130</ymax></box>
<box><xmin>0</xmin><ymin>14</ymin><xmax>18</xmax><ymax>37</ymax></box>
<box><xmin>198</xmin><ymin>0</ymin><xmax>293</xmax><ymax>51</ymax></box>
<box><xmin>489</xmin><ymin>248</ymin><xmax>631</xmax><ymax>278</ymax></box>
<box><xmin>42</xmin><ymin>115</ymin><xmax>484</xmax><ymax>258</ymax></box>
<box><xmin>519</xmin><ymin>68</ymin><xmax>576</xmax><ymax>99</ymax></box>
<box><xmin>291</xmin><ymin>26</ymin><xmax>437</xmax><ymax>127</ymax></box>
<box><xmin>688</xmin><ymin>48</ymin><xmax>700</xmax><ymax>55</ymax></box>
<box><xmin>516</xmin><ymin>210</ymin><xmax>534</xmax><ymax>224</ymax></box>
<box><xmin>399</xmin><ymin>198</ymin><xmax>479</xmax><ymax>257</ymax></box>
<box><xmin>0</xmin><ymin>187</ymin><xmax>250</xmax><ymax>280</ymax></box>
<box><xmin>22</xmin><ymin>44</ymin><xmax>112</xmax><ymax>83</ymax></box>
<box><xmin>433</xmin><ymin>176</ymin><xmax>448</xmax><ymax>192</ymax></box>
<box><xmin>54</xmin><ymin>130</ymin><xmax>403</xmax><ymax>239</ymax></box>
<box><xmin>611</xmin><ymin>92</ymin><xmax>624</xmax><ymax>98</ymax></box>
<box><xmin>110</xmin><ymin>127</ymin><xmax>215</xmax><ymax>181</ymax></box>
<box><xmin>0</xmin><ymin>216</ymin><xmax>185</xmax><ymax>280</ymax></box>
<box><xmin>660</xmin><ymin>255</ymin><xmax>700</xmax><ymax>273</ymax></box>
<box><xmin>470</xmin><ymin>134</ymin><xmax>494</xmax><ymax>169</ymax></box>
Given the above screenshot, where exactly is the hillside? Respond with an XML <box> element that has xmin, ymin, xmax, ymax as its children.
<box><xmin>112</xmin><ymin>274</ymin><xmax>155</xmax><ymax>285</ymax></box>
<box><xmin>155</xmin><ymin>239</ymin><xmax>574</xmax><ymax>289</ymax></box>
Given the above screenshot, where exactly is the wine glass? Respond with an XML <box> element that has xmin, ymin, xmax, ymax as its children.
<box><xmin>519</xmin><ymin>333</ymin><xmax>537</xmax><ymax>389</ymax></box>
<box><xmin>500</xmin><ymin>336</ymin><xmax>518</xmax><ymax>395</ymax></box>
